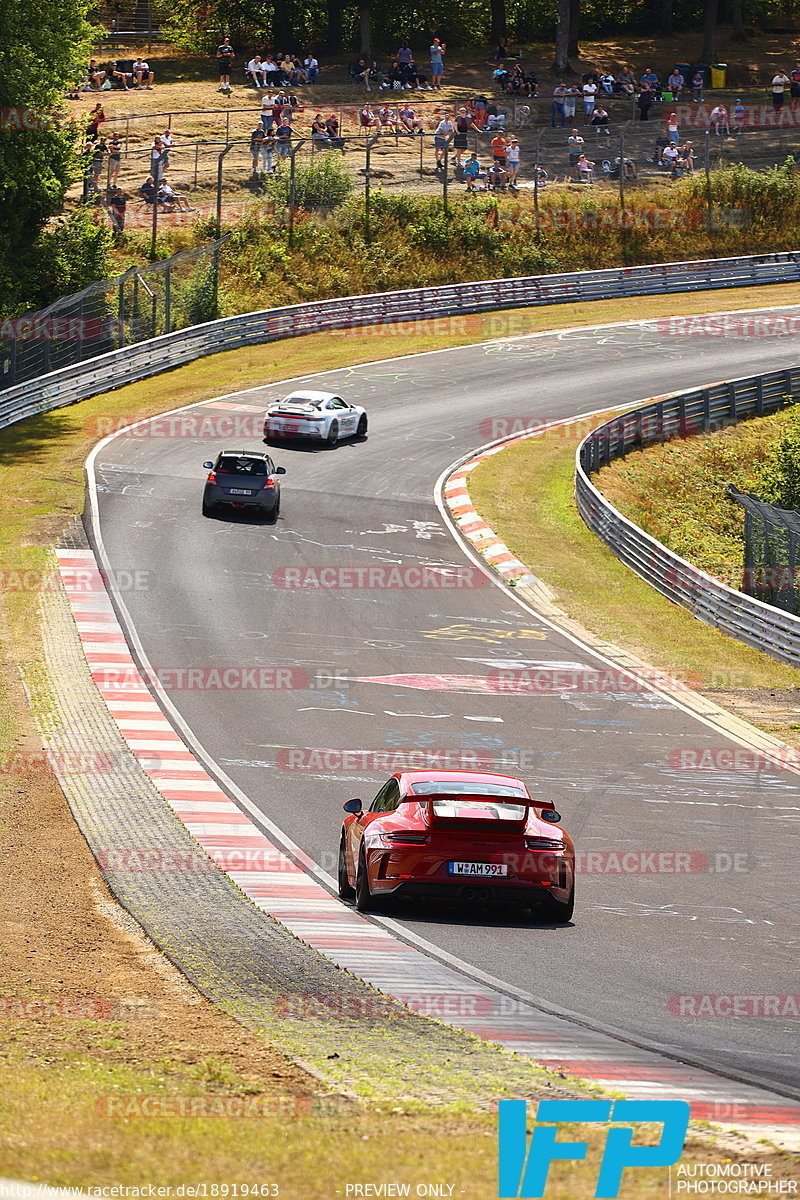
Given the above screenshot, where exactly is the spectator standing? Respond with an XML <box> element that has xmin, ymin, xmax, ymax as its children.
<box><xmin>397</xmin><ymin>41</ymin><xmax>413</xmax><ymax>67</ymax></box>
<box><xmin>709</xmin><ymin>103</ymin><xmax>730</xmax><ymax>135</ymax></box>
<box><xmin>731</xmin><ymin>98</ymin><xmax>745</xmax><ymax>135</ymax></box>
<box><xmin>505</xmin><ymin>137</ymin><xmax>520</xmax><ymax>187</ymax></box>
<box><xmin>666</xmin><ymin>111</ymin><xmax>679</xmax><ymax>144</ymax></box>
<box><xmin>108</xmin><ymin>186</ymin><xmax>126</xmax><ymax>232</ymax></box>
<box><xmin>434</xmin><ymin>112</ymin><xmax>455</xmax><ymax>166</ymax></box>
<box><xmin>275</xmin><ymin>117</ymin><xmax>292</xmax><ymax>160</ymax></box>
<box><xmin>567</xmin><ymin>128</ymin><xmax>585</xmax><ymax>168</ymax></box>
<box><xmin>637</xmin><ymin>82</ymin><xmax>654</xmax><ymax>120</ymax></box>
<box><xmin>261</xmin><ymin>91</ymin><xmax>276</xmax><ymax>132</ymax></box>
<box><xmin>91</xmin><ymin>137</ymin><xmax>108</xmax><ymax>182</ymax></box>
<box><xmin>160</xmin><ymin>128</ymin><xmax>174</xmax><ymax>167</ymax></box>
<box><xmin>453</xmin><ymin>106</ymin><xmax>477</xmax><ymax>166</ymax></box>
<box><xmin>790</xmin><ymin>63</ymin><xmax>800</xmax><ymax>108</ymax></box>
<box><xmin>250</xmin><ymin>124</ymin><xmax>266</xmax><ymax>176</ymax></box>
<box><xmin>551</xmin><ymin>82</ymin><xmax>568</xmax><ymax>126</ymax></box>
<box><xmin>150</xmin><ymin>136</ymin><xmax>166</xmax><ymax>176</ymax></box>
<box><xmin>429</xmin><ymin>38</ymin><xmax>445</xmax><ymax>89</ymax></box>
<box><xmin>490</xmin><ymin>130</ymin><xmax>508</xmax><ymax>168</ymax></box>
<box><xmin>563</xmin><ymin>84</ymin><xmax>578</xmax><ymax>122</ymax></box>
<box><xmin>771</xmin><ymin>70</ymin><xmax>791</xmax><ymax>110</ymax></box>
<box><xmin>216</xmin><ymin>37</ymin><xmax>235</xmax><ymax>93</ymax></box>
<box><xmin>107</xmin><ymin>132</ymin><xmax>122</xmax><ymax>186</ymax></box>
<box><xmin>86</xmin><ymin>102</ymin><xmax>105</xmax><ymax>137</ymax></box>
<box><xmin>582</xmin><ymin>79</ymin><xmax>597</xmax><ymax>124</ymax></box>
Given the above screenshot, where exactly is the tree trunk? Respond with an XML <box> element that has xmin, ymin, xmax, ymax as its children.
<box><xmin>553</xmin><ymin>0</ymin><xmax>570</xmax><ymax>72</ymax></box>
<box><xmin>701</xmin><ymin>0</ymin><xmax>718</xmax><ymax>62</ymax></box>
<box><xmin>359</xmin><ymin>5</ymin><xmax>372</xmax><ymax>57</ymax></box>
<box><xmin>490</xmin><ymin>0</ymin><xmax>507</xmax><ymax>45</ymax></box>
<box><xmin>325</xmin><ymin>0</ymin><xmax>344</xmax><ymax>53</ymax></box>
<box><xmin>731</xmin><ymin>0</ymin><xmax>746</xmax><ymax>40</ymax></box>
<box><xmin>660</xmin><ymin>0</ymin><xmax>673</xmax><ymax>36</ymax></box>
<box><xmin>272</xmin><ymin>2</ymin><xmax>295</xmax><ymax>51</ymax></box>
<box><xmin>568</xmin><ymin>0</ymin><xmax>580</xmax><ymax>59</ymax></box>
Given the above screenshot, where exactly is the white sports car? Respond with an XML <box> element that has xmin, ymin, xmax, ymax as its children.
<box><xmin>264</xmin><ymin>391</ymin><xmax>367</xmax><ymax>445</ymax></box>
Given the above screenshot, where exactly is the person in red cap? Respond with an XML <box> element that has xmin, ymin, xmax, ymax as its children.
<box><xmin>430</xmin><ymin>37</ymin><xmax>446</xmax><ymax>89</ymax></box>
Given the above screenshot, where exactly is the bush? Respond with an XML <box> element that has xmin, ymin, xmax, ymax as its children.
<box><xmin>754</xmin><ymin>403</ymin><xmax>800</xmax><ymax>510</ymax></box>
<box><xmin>266</xmin><ymin>154</ymin><xmax>353</xmax><ymax>212</ymax></box>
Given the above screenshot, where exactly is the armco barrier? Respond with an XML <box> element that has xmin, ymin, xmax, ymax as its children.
<box><xmin>575</xmin><ymin>367</ymin><xmax>800</xmax><ymax>667</ymax></box>
<box><xmin>2</xmin><ymin>249</ymin><xmax>800</xmax><ymax>433</ymax></box>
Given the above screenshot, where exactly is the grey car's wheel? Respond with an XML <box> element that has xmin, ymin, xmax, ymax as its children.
<box><xmin>338</xmin><ymin>835</ymin><xmax>355</xmax><ymax>900</ymax></box>
<box><xmin>355</xmin><ymin>846</ymin><xmax>378</xmax><ymax>911</ymax></box>
<box><xmin>326</xmin><ymin>420</ymin><xmax>339</xmax><ymax>446</ymax></box>
<box><xmin>268</xmin><ymin>495</ymin><xmax>280</xmax><ymax>521</ymax></box>
<box><xmin>202</xmin><ymin>500</ymin><xmax>214</xmax><ymax>517</ymax></box>
<box><xmin>356</xmin><ymin>414</ymin><xmax>368</xmax><ymax>439</ymax></box>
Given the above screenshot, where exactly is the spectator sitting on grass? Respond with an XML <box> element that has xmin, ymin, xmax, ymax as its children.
<box><xmin>639</xmin><ymin>66</ymin><xmax>659</xmax><ymax>90</ymax></box>
<box><xmin>691</xmin><ymin>70</ymin><xmax>704</xmax><ymax>100</ymax></box>
<box><xmin>652</xmin><ymin>131</ymin><xmax>668</xmax><ymax>162</ymax></box>
<box><xmin>87</xmin><ymin>60</ymin><xmax>106</xmax><ymax>90</ymax></box>
<box><xmin>246</xmin><ymin>55</ymin><xmax>267</xmax><ymax>87</ymax></box>
<box><xmin>615</xmin><ymin>68</ymin><xmax>635</xmax><ymax>95</ymax></box>
<box><xmin>577</xmin><ymin>152</ymin><xmax>595</xmax><ymax>181</ymax></box>
<box><xmin>487</xmin><ymin>161</ymin><xmax>508</xmax><ymax>189</ymax></box>
<box><xmin>311</xmin><ymin>113</ymin><xmax>331</xmax><ymax>144</ymax></box>
<box><xmin>351</xmin><ymin>58</ymin><xmax>376</xmax><ymax>90</ymax></box>
<box><xmin>678</xmin><ymin>141</ymin><xmax>694</xmax><ymax>171</ymax></box>
<box><xmin>493</xmin><ymin>65</ymin><xmax>509</xmax><ymax>90</ymax></box>
<box><xmin>139</xmin><ymin>176</ymin><xmax>157</xmax><ymax>204</ymax></box>
<box><xmin>325</xmin><ymin>113</ymin><xmax>343</xmax><ymax>148</ymax></box>
<box><xmin>304</xmin><ymin>53</ymin><xmax>319</xmax><ymax>82</ymax></box>
<box><xmin>463</xmin><ymin>152</ymin><xmax>486</xmax><ymax>190</ymax></box>
<box><xmin>132</xmin><ymin>57</ymin><xmax>154</xmax><ymax>89</ymax></box>
<box><xmin>660</xmin><ymin>141</ymin><xmax>679</xmax><ymax>170</ymax></box>
<box><xmin>111</xmin><ymin>60</ymin><xmax>133</xmax><ymax>89</ymax></box>
<box><xmin>263</xmin><ymin>55</ymin><xmax>281</xmax><ymax>86</ymax></box>
<box><xmin>591</xmin><ymin>104</ymin><xmax>610</xmax><ymax>134</ymax></box>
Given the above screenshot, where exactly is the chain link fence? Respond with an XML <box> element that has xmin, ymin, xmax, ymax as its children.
<box><xmin>0</xmin><ymin>238</ymin><xmax>228</xmax><ymax>388</ymax></box>
<box><xmin>728</xmin><ymin>485</ymin><xmax>800</xmax><ymax>617</ymax></box>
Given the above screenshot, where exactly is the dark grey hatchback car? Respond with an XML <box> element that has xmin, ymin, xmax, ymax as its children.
<box><xmin>202</xmin><ymin>450</ymin><xmax>286</xmax><ymax>518</ymax></box>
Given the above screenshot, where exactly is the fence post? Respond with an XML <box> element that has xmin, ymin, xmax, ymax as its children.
<box><xmin>364</xmin><ymin>132</ymin><xmax>380</xmax><ymax>244</ymax></box>
<box><xmin>118</xmin><ymin>275</ymin><xmax>125</xmax><ymax>349</ymax></box>
<box><xmin>164</xmin><ymin>261</ymin><xmax>172</xmax><ymax>335</ymax></box>
<box><xmin>8</xmin><ymin>336</ymin><xmax>16</xmax><ymax>386</ymax></box>
<box><xmin>288</xmin><ymin>138</ymin><xmax>307</xmax><ymax>248</ymax></box>
<box><xmin>150</xmin><ymin>150</ymin><xmax>164</xmax><ymax>258</ymax></box>
<box><xmin>533</xmin><ymin>128</ymin><xmax>544</xmax><ymax>234</ymax></box>
<box><xmin>443</xmin><ymin>133</ymin><xmax>454</xmax><ymax>215</ymax></box>
<box><xmin>619</xmin><ymin>124</ymin><xmax>626</xmax><ymax>215</ymax></box>
<box><xmin>216</xmin><ymin>142</ymin><xmax>235</xmax><ymax>238</ymax></box>
<box><xmin>225</xmin><ymin>109</ymin><xmax>230</xmax><ymax>144</ymax></box>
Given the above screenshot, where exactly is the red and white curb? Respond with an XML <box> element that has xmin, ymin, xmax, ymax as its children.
<box><xmin>56</xmin><ymin>547</ymin><xmax>800</xmax><ymax>1141</ymax></box>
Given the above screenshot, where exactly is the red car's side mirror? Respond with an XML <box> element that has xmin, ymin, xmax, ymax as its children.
<box><xmin>343</xmin><ymin>798</ymin><xmax>363</xmax><ymax>814</ymax></box>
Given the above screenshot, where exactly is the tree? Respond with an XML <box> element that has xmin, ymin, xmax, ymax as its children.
<box><xmin>325</xmin><ymin>0</ymin><xmax>345</xmax><ymax>52</ymax></box>
<box><xmin>731</xmin><ymin>0</ymin><xmax>746</xmax><ymax>41</ymax></box>
<box><xmin>0</xmin><ymin>0</ymin><xmax>104</xmax><ymax>315</ymax></box>
<box><xmin>701</xmin><ymin>0</ymin><xmax>719</xmax><ymax>63</ymax></box>
<box><xmin>359</xmin><ymin>3</ymin><xmax>372</xmax><ymax>56</ymax></box>
<box><xmin>553</xmin><ymin>0</ymin><xmax>570</xmax><ymax>72</ymax></box>
<box><xmin>568</xmin><ymin>0</ymin><xmax>580</xmax><ymax>59</ymax></box>
<box><xmin>660</xmin><ymin>0</ymin><xmax>673</xmax><ymax>36</ymax></box>
<box><xmin>490</xmin><ymin>0</ymin><xmax>507</xmax><ymax>46</ymax></box>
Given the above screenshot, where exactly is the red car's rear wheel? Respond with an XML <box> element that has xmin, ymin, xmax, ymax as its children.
<box><xmin>355</xmin><ymin>846</ymin><xmax>381</xmax><ymax>912</ymax></box>
<box><xmin>338</xmin><ymin>834</ymin><xmax>355</xmax><ymax>900</ymax></box>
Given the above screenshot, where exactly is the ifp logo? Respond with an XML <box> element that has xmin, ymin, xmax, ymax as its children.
<box><xmin>498</xmin><ymin>1099</ymin><xmax>690</xmax><ymax>1197</ymax></box>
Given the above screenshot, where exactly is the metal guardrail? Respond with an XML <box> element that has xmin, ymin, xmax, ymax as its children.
<box><xmin>3</xmin><ymin>249</ymin><xmax>800</xmax><ymax>435</ymax></box>
<box><xmin>575</xmin><ymin>366</ymin><xmax>800</xmax><ymax>666</ymax></box>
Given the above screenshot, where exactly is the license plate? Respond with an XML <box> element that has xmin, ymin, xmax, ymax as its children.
<box><xmin>228</xmin><ymin>488</ymin><xmax>253</xmax><ymax>496</ymax></box>
<box><xmin>448</xmin><ymin>862</ymin><xmax>508</xmax><ymax>877</ymax></box>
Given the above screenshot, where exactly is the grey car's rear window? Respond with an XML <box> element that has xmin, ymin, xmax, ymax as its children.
<box><xmin>217</xmin><ymin>457</ymin><xmax>268</xmax><ymax>475</ymax></box>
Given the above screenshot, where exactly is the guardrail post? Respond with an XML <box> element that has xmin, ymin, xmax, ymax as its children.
<box><xmin>729</xmin><ymin>380</ymin><xmax>737</xmax><ymax>420</ymax></box>
<box><xmin>756</xmin><ymin>376</ymin><xmax>765</xmax><ymax>416</ymax></box>
<box><xmin>702</xmin><ymin>389</ymin><xmax>711</xmax><ymax>430</ymax></box>
<box><xmin>164</xmin><ymin>261</ymin><xmax>172</xmax><ymax>335</ymax></box>
<box><xmin>118</xmin><ymin>276</ymin><xmax>125</xmax><ymax>349</ymax></box>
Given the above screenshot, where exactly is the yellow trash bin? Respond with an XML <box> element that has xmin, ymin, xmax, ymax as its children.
<box><xmin>710</xmin><ymin>63</ymin><xmax>727</xmax><ymax>88</ymax></box>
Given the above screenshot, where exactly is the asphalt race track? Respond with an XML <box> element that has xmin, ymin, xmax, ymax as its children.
<box><xmin>89</xmin><ymin>313</ymin><xmax>800</xmax><ymax>1097</ymax></box>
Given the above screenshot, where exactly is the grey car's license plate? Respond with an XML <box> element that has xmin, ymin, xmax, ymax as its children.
<box><xmin>228</xmin><ymin>488</ymin><xmax>253</xmax><ymax>495</ymax></box>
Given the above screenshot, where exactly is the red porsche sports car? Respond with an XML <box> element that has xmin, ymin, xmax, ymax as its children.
<box><xmin>338</xmin><ymin>770</ymin><xmax>575</xmax><ymax>922</ymax></box>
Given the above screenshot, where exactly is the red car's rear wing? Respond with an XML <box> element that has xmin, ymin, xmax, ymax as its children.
<box><xmin>424</xmin><ymin>794</ymin><xmax>529</xmax><ymax>830</ymax></box>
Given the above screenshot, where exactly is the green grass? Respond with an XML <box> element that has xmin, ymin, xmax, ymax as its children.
<box><xmin>596</xmin><ymin>406</ymin><xmax>794</xmax><ymax>584</ymax></box>
<box><xmin>469</xmin><ymin>424</ymin><xmax>800</xmax><ymax>694</ymax></box>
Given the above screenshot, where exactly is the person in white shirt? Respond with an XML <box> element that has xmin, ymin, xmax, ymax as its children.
<box><xmin>582</xmin><ymin>80</ymin><xmax>597</xmax><ymax>123</ymax></box>
<box><xmin>263</xmin><ymin>56</ymin><xmax>281</xmax><ymax>87</ymax></box>
<box><xmin>304</xmin><ymin>54</ymin><xmax>319</xmax><ymax>83</ymax></box>
<box><xmin>772</xmin><ymin>71</ymin><xmax>790</xmax><ymax>109</ymax></box>
<box><xmin>160</xmin><ymin>128</ymin><xmax>174</xmax><ymax>166</ymax></box>
<box><xmin>434</xmin><ymin>114</ymin><xmax>455</xmax><ymax>165</ymax></box>
<box><xmin>247</xmin><ymin>56</ymin><xmax>267</xmax><ymax>87</ymax></box>
<box><xmin>260</xmin><ymin>92</ymin><xmax>276</xmax><ymax>131</ymax></box>
<box><xmin>660</xmin><ymin>142</ymin><xmax>679</xmax><ymax>168</ymax></box>
<box><xmin>709</xmin><ymin>104</ymin><xmax>730</xmax><ymax>135</ymax></box>
<box><xmin>133</xmin><ymin>58</ymin><xmax>154</xmax><ymax>89</ymax></box>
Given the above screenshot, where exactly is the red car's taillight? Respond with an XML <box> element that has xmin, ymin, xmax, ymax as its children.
<box><xmin>385</xmin><ymin>832</ymin><xmax>428</xmax><ymax>844</ymax></box>
<box><xmin>525</xmin><ymin>838</ymin><xmax>563</xmax><ymax>851</ymax></box>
